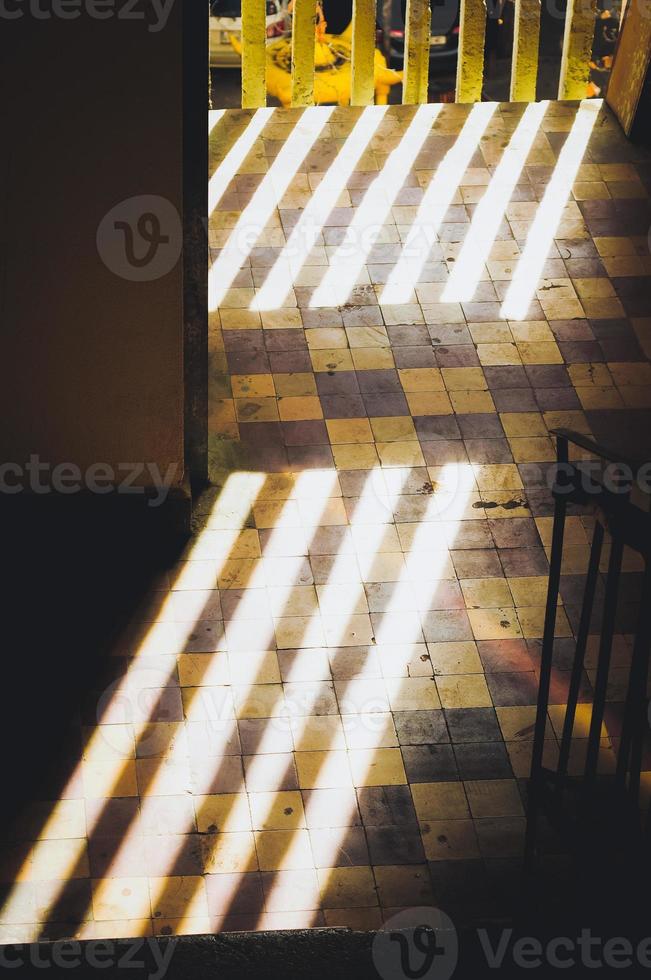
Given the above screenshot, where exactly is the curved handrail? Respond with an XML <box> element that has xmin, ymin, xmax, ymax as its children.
<box><xmin>550</xmin><ymin>427</ymin><xmax>646</xmax><ymax>474</ymax></box>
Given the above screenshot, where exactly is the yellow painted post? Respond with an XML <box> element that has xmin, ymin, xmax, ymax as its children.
<box><xmin>558</xmin><ymin>0</ymin><xmax>597</xmax><ymax>99</ymax></box>
<box><xmin>351</xmin><ymin>0</ymin><xmax>376</xmax><ymax>105</ymax></box>
<box><xmin>291</xmin><ymin>0</ymin><xmax>316</xmax><ymax>106</ymax></box>
<box><xmin>402</xmin><ymin>0</ymin><xmax>431</xmax><ymax>104</ymax></box>
<box><xmin>455</xmin><ymin>0</ymin><xmax>487</xmax><ymax>103</ymax></box>
<box><xmin>241</xmin><ymin>0</ymin><xmax>267</xmax><ymax>108</ymax></box>
<box><xmin>510</xmin><ymin>0</ymin><xmax>541</xmax><ymax>102</ymax></box>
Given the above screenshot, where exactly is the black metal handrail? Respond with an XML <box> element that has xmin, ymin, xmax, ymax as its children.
<box><xmin>525</xmin><ymin>429</ymin><xmax>651</xmax><ymax>872</ymax></box>
<box><xmin>550</xmin><ymin>427</ymin><xmax>645</xmax><ymax>473</ymax></box>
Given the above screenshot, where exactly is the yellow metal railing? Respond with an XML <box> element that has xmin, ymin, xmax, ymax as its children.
<box><xmin>350</xmin><ymin>0</ymin><xmax>377</xmax><ymax>106</ymax></box>
<box><xmin>403</xmin><ymin>0</ymin><xmax>432</xmax><ymax>103</ymax></box>
<box><xmin>241</xmin><ymin>0</ymin><xmax>267</xmax><ymax>108</ymax></box>
<box><xmin>456</xmin><ymin>0</ymin><xmax>486</xmax><ymax>103</ymax></box>
<box><xmin>239</xmin><ymin>0</ymin><xmax>597</xmax><ymax>106</ymax></box>
<box><xmin>290</xmin><ymin>0</ymin><xmax>317</xmax><ymax>106</ymax></box>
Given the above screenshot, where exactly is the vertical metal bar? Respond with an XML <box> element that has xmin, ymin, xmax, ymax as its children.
<box><xmin>558</xmin><ymin>0</ymin><xmax>597</xmax><ymax>100</ymax></box>
<box><xmin>557</xmin><ymin>520</ymin><xmax>604</xmax><ymax>779</ymax></box>
<box><xmin>291</xmin><ymin>0</ymin><xmax>316</xmax><ymax>107</ymax></box>
<box><xmin>510</xmin><ymin>0</ymin><xmax>541</xmax><ymax>102</ymax></box>
<box><xmin>183</xmin><ymin>0</ymin><xmax>209</xmax><ymax>485</ymax></box>
<box><xmin>455</xmin><ymin>0</ymin><xmax>487</xmax><ymax>103</ymax></box>
<box><xmin>584</xmin><ymin>537</ymin><xmax>624</xmax><ymax>782</ymax></box>
<box><xmin>525</xmin><ymin>436</ymin><xmax>569</xmax><ymax>870</ymax></box>
<box><xmin>617</xmin><ymin>561</ymin><xmax>651</xmax><ymax>803</ymax></box>
<box><xmin>351</xmin><ymin>0</ymin><xmax>376</xmax><ymax>106</ymax></box>
<box><xmin>403</xmin><ymin>0</ymin><xmax>431</xmax><ymax>104</ymax></box>
<box><xmin>241</xmin><ymin>0</ymin><xmax>268</xmax><ymax>109</ymax></box>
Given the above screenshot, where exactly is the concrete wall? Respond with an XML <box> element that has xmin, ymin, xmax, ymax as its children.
<box><xmin>0</xmin><ymin>1</ymin><xmax>185</xmax><ymax>491</ymax></box>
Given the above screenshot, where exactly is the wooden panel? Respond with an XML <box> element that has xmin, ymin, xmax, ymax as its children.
<box><xmin>241</xmin><ymin>0</ymin><xmax>267</xmax><ymax>109</ymax></box>
<box><xmin>351</xmin><ymin>0</ymin><xmax>377</xmax><ymax>106</ymax></box>
<box><xmin>291</xmin><ymin>0</ymin><xmax>316</xmax><ymax>107</ymax></box>
<box><xmin>456</xmin><ymin>0</ymin><xmax>487</xmax><ymax>103</ymax></box>
<box><xmin>510</xmin><ymin>0</ymin><xmax>541</xmax><ymax>102</ymax></box>
<box><xmin>558</xmin><ymin>0</ymin><xmax>597</xmax><ymax>100</ymax></box>
<box><xmin>606</xmin><ymin>0</ymin><xmax>651</xmax><ymax>135</ymax></box>
<box><xmin>403</xmin><ymin>0</ymin><xmax>432</xmax><ymax>104</ymax></box>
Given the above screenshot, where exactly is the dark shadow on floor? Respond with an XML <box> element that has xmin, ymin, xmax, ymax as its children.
<box><xmin>0</xmin><ymin>494</ymin><xmax>189</xmax><ymax>834</ymax></box>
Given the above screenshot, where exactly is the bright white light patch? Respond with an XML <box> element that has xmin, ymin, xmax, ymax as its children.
<box><xmin>441</xmin><ymin>101</ymin><xmax>549</xmax><ymax>303</ymax></box>
<box><xmin>262</xmin><ymin>461</ymin><xmax>476</xmax><ymax>920</ymax></box>
<box><xmin>251</xmin><ymin>107</ymin><xmax>387</xmax><ymax>311</ymax></box>
<box><xmin>309</xmin><ymin>103</ymin><xmax>443</xmax><ymax>309</ymax></box>
<box><xmin>208</xmin><ymin>108</ymin><xmax>273</xmax><ymax>213</ymax></box>
<box><xmin>208</xmin><ymin>108</ymin><xmax>226</xmax><ymax>137</ymax></box>
<box><xmin>209</xmin><ymin>107</ymin><xmax>334</xmax><ymax>311</ymax></box>
<box><xmin>0</xmin><ymin>470</ymin><xmax>266</xmax><ymax>934</ymax></box>
<box><xmin>380</xmin><ymin>102</ymin><xmax>497</xmax><ymax>306</ymax></box>
<box><xmin>125</xmin><ymin>468</ymin><xmax>341</xmax><ymax>921</ymax></box>
<box><xmin>500</xmin><ymin>100</ymin><xmax>601</xmax><ymax>320</ymax></box>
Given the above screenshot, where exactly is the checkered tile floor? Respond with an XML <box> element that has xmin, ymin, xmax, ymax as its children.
<box><xmin>2</xmin><ymin>101</ymin><xmax>651</xmax><ymax>944</ymax></box>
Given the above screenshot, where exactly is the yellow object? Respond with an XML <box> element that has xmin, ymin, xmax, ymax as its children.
<box><xmin>289</xmin><ymin>0</ymin><xmax>318</xmax><ymax>106</ymax></box>
<box><xmin>510</xmin><ymin>0</ymin><xmax>541</xmax><ymax>102</ymax></box>
<box><xmin>456</xmin><ymin>0</ymin><xmax>487</xmax><ymax>103</ymax></box>
<box><xmin>231</xmin><ymin>22</ymin><xmax>402</xmax><ymax>108</ymax></box>
<box><xmin>241</xmin><ymin>0</ymin><xmax>267</xmax><ymax>108</ymax></box>
<box><xmin>351</xmin><ymin>0</ymin><xmax>377</xmax><ymax>106</ymax></box>
<box><xmin>403</xmin><ymin>0</ymin><xmax>431</xmax><ymax>104</ymax></box>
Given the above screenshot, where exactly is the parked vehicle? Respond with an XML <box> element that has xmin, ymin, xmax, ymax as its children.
<box><xmin>320</xmin><ymin>1</ymin><xmax>386</xmax><ymax>52</ymax></box>
<box><xmin>209</xmin><ymin>0</ymin><xmax>290</xmax><ymax>69</ymax></box>
<box><xmin>381</xmin><ymin>0</ymin><xmax>460</xmax><ymax>72</ymax></box>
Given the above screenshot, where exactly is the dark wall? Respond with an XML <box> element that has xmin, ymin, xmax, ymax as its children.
<box><xmin>0</xmin><ymin>0</ymin><xmax>190</xmax><ymax>819</ymax></box>
<box><xmin>0</xmin><ymin>0</ymin><xmax>185</xmax><ymax>488</ymax></box>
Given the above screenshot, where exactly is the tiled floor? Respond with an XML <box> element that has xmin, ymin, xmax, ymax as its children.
<box><xmin>2</xmin><ymin>100</ymin><xmax>651</xmax><ymax>943</ymax></box>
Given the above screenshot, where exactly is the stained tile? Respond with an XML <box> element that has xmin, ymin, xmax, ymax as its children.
<box><xmin>421</xmin><ymin>820</ymin><xmax>480</xmax><ymax>861</ymax></box>
<box><xmin>444</xmin><ymin>708</ymin><xmax>502</xmax><ymax>743</ymax></box>
<box><xmin>453</xmin><ymin>742</ymin><xmax>513</xmax><ymax>780</ymax></box>
<box><xmin>374</xmin><ymin>865</ymin><xmax>434</xmax><ymax>907</ymax></box>
<box><xmin>317</xmin><ymin>867</ymin><xmax>377</xmax><ymax>909</ymax></box>
<box><xmin>401</xmin><ymin>745</ymin><xmax>459</xmax><ymax>782</ymax></box>
<box><xmin>393</xmin><ymin>710</ymin><xmax>449</xmax><ymax>745</ymax></box>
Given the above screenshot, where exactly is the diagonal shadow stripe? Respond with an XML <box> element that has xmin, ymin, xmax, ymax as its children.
<box><xmin>308</xmin><ymin>103</ymin><xmax>443</xmax><ymax>309</ymax></box>
<box><xmin>209</xmin><ymin>106</ymin><xmax>335</xmax><ymax>311</ymax></box>
<box><xmin>50</xmin><ymin>469</ymin><xmax>344</xmax><ymax>935</ymax></box>
<box><xmin>380</xmin><ymin>101</ymin><xmax>498</xmax><ymax>306</ymax></box>
<box><xmin>144</xmin><ymin>467</ymin><xmax>411</xmax><ymax>925</ymax></box>
<box><xmin>441</xmin><ymin>101</ymin><xmax>550</xmax><ymax>303</ymax></box>
<box><xmin>251</xmin><ymin>106</ymin><xmax>387</xmax><ymax>312</ymax></box>
<box><xmin>21</xmin><ymin>474</ymin><xmax>271</xmax><ymax>936</ymax></box>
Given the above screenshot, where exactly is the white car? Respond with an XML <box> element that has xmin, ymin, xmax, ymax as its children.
<box><xmin>210</xmin><ymin>0</ymin><xmax>290</xmax><ymax>68</ymax></box>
